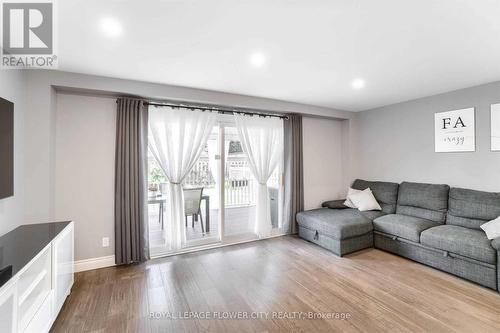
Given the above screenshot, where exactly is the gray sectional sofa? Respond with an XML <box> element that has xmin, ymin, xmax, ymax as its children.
<box><xmin>296</xmin><ymin>179</ymin><xmax>500</xmax><ymax>292</ymax></box>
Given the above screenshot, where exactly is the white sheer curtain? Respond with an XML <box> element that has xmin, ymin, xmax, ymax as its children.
<box><xmin>234</xmin><ymin>114</ymin><xmax>284</xmax><ymax>238</ymax></box>
<box><xmin>148</xmin><ymin>106</ymin><xmax>216</xmax><ymax>250</ymax></box>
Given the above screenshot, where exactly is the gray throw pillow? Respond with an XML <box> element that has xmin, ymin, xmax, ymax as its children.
<box><xmin>322</xmin><ymin>200</ymin><xmax>348</xmax><ymax>209</ymax></box>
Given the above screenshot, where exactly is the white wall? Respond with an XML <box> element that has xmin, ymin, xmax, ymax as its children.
<box><xmin>22</xmin><ymin>70</ymin><xmax>350</xmax><ymax>225</ymax></box>
<box><xmin>52</xmin><ymin>92</ymin><xmax>348</xmax><ymax>260</ymax></box>
<box><xmin>54</xmin><ymin>93</ymin><xmax>116</xmax><ymax>260</ymax></box>
<box><xmin>303</xmin><ymin>117</ymin><xmax>345</xmax><ymax>210</ymax></box>
<box><xmin>50</xmin><ymin>93</ymin><xmax>349</xmax><ymax>261</ymax></box>
<box><xmin>16</xmin><ymin>70</ymin><xmax>348</xmax><ymax>260</ymax></box>
<box><xmin>0</xmin><ymin>71</ymin><xmax>26</xmax><ymax>236</ymax></box>
<box><xmin>350</xmin><ymin>81</ymin><xmax>500</xmax><ymax>192</ymax></box>
<box><xmin>23</xmin><ymin>72</ymin><xmax>55</xmax><ymax>222</ymax></box>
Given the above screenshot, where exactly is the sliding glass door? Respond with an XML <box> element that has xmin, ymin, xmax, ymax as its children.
<box><xmin>147</xmin><ymin>124</ymin><xmax>222</xmax><ymax>255</ymax></box>
<box><xmin>183</xmin><ymin>125</ymin><xmax>221</xmax><ymax>246</ymax></box>
<box><xmin>221</xmin><ymin>125</ymin><xmax>257</xmax><ymax>242</ymax></box>
<box><xmin>221</xmin><ymin>125</ymin><xmax>283</xmax><ymax>241</ymax></box>
<box><xmin>148</xmin><ymin>114</ymin><xmax>284</xmax><ymax>257</ymax></box>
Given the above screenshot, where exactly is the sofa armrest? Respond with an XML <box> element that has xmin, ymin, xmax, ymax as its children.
<box><xmin>491</xmin><ymin>237</ymin><xmax>500</xmax><ymax>251</ymax></box>
<box><xmin>322</xmin><ymin>199</ymin><xmax>348</xmax><ymax>209</ymax></box>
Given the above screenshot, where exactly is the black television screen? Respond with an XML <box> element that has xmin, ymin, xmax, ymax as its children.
<box><xmin>0</xmin><ymin>97</ymin><xmax>13</xmax><ymax>199</ymax></box>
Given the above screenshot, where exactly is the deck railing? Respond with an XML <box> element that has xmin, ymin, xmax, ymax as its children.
<box><xmin>183</xmin><ymin>156</ymin><xmax>258</xmax><ymax>207</ymax></box>
<box><xmin>224</xmin><ymin>178</ymin><xmax>255</xmax><ymax>206</ymax></box>
<box><xmin>184</xmin><ymin>159</ymin><xmax>213</xmax><ymax>186</ymax></box>
<box><xmin>180</xmin><ymin>156</ymin><xmax>278</xmax><ymax>207</ymax></box>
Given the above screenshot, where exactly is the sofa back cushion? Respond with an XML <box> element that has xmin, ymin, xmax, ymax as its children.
<box><xmin>396</xmin><ymin>182</ymin><xmax>449</xmax><ymax>223</ymax></box>
<box><xmin>352</xmin><ymin>179</ymin><xmax>399</xmax><ymax>214</ymax></box>
<box><xmin>447</xmin><ymin>187</ymin><xmax>500</xmax><ymax>230</ymax></box>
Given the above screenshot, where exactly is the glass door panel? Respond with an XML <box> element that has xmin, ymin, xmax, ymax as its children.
<box><xmin>184</xmin><ymin>125</ymin><xmax>221</xmax><ymax>246</ymax></box>
<box><xmin>147</xmin><ymin>125</ymin><xmax>222</xmax><ymax>256</ymax></box>
<box><xmin>222</xmin><ymin>126</ymin><xmax>257</xmax><ymax>239</ymax></box>
<box><xmin>268</xmin><ymin>162</ymin><xmax>283</xmax><ymax>232</ymax></box>
<box><xmin>148</xmin><ymin>116</ymin><xmax>284</xmax><ymax>257</ymax></box>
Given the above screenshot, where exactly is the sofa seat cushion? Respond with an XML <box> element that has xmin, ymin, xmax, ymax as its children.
<box><xmin>373</xmin><ymin>214</ymin><xmax>439</xmax><ymax>242</ymax></box>
<box><xmin>420</xmin><ymin>225</ymin><xmax>496</xmax><ymax>264</ymax></box>
<box><xmin>296</xmin><ymin>208</ymin><xmax>373</xmax><ymax>240</ymax></box>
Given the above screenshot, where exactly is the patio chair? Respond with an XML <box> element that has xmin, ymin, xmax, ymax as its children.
<box><xmin>184</xmin><ymin>187</ymin><xmax>205</xmax><ymax>233</ymax></box>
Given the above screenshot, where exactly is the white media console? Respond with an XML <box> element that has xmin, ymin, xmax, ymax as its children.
<box><xmin>0</xmin><ymin>221</ymin><xmax>74</xmax><ymax>333</ymax></box>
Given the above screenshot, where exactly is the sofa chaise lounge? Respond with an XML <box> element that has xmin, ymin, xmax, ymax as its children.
<box><xmin>296</xmin><ymin>179</ymin><xmax>500</xmax><ymax>292</ymax></box>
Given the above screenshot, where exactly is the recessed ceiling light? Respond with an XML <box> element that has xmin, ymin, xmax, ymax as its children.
<box><xmin>351</xmin><ymin>78</ymin><xmax>366</xmax><ymax>90</ymax></box>
<box><xmin>100</xmin><ymin>17</ymin><xmax>123</xmax><ymax>38</ymax></box>
<box><xmin>249</xmin><ymin>51</ymin><xmax>266</xmax><ymax>68</ymax></box>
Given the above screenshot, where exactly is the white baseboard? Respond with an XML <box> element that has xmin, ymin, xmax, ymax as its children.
<box><xmin>75</xmin><ymin>234</ymin><xmax>288</xmax><ymax>271</ymax></box>
<box><xmin>74</xmin><ymin>255</ymin><xmax>116</xmax><ymax>272</ymax></box>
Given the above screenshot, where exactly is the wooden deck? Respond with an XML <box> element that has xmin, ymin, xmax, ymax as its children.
<box><xmin>148</xmin><ymin>203</ymin><xmax>256</xmax><ymax>255</ymax></box>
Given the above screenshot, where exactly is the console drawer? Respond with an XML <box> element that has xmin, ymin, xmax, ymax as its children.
<box><xmin>24</xmin><ymin>291</ymin><xmax>53</xmax><ymax>333</ymax></box>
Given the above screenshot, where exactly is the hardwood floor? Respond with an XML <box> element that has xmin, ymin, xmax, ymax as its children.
<box><xmin>51</xmin><ymin>236</ymin><xmax>500</xmax><ymax>333</ymax></box>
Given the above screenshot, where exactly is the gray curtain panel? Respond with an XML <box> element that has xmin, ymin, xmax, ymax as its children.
<box><xmin>115</xmin><ymin>98</ymin><xmax>149</xmax><ymax>264</ymax></box>
<box><xmin>283</xmin><ymin>114</ymin><xmax>304</xmax><ymax>234</ymax></box>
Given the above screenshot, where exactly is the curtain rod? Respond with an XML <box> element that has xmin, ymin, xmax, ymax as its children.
<box><xmin>143</xmin><ymin>101</ymin><xmax>289</xmax><ymax>120</ymax></box>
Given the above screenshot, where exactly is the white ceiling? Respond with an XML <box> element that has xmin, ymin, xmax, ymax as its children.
<box><xmin>58</xmin><ymin>0</ymin><xmax>500</xmax><ymax>112</ymax></box>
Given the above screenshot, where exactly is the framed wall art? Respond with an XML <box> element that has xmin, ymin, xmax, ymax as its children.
<box><xmin>491</xmin><ymin>103</ymin><xmax>500</xmax><ymax>151</ymax></box>
<box><xmin>435</xmin><ymin>108</ymin><xmax>475</xmax><ymax>152</ymax></box>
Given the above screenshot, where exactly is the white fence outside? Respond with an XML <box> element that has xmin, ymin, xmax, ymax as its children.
<box><xmin>224</xmin><ymin>178</ymin><xmax>255</xmax><ymax>206</ymax></box>
<box><xmin>153</xmin><ymin>154</ymin><xmax>279</xmax><ymax>208</ymax></box>
<box><xmin>184</xmin><ymin>156</ymin><xmax>257</xmax><ymax>207</ymax></box>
